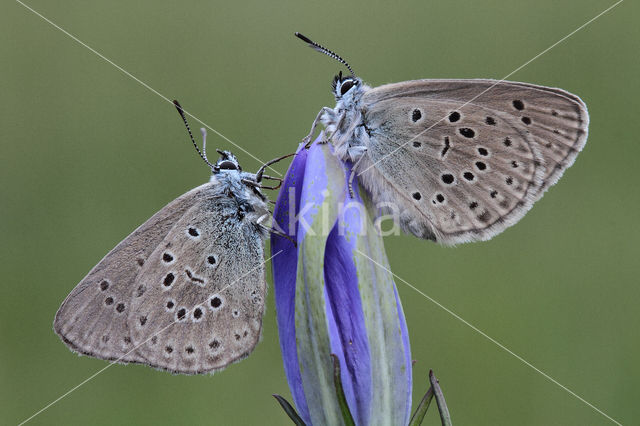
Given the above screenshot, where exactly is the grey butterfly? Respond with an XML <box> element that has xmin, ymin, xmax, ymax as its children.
<box><xmin>54</xmin><ymin>101</ymin><xmax>287</xmax><ymax>374</ymax></box>
<box><xmin>296</xmin><ymin>33</ymin><xmax>589</xmax><ymax>245</ymax></box>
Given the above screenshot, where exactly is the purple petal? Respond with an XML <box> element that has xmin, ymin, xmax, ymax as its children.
<box><xmin>271</xmin><ymin>142</ymin><xmax>310</xmax><ymax>423</ymax></box>
<box><xmin>273</xmin><ymin>138</ymin><xmax>412</xmax><ymax>425</ymax></box>
<box><xmin>394</xmin><ymin>278</ymin><xmax>413</xmax><ymax>422</ymax></box>
<box><xmin>324</xmin><ymin>206</ymin><xmax>373</xmax><ymax>425</ymax></box>
<box><xmin>332</xmin><ymin>160</ymin><xmax>413</xmax><ymax>424</ymax></box>
<box><xmin>293</xmin><ymin>140</ymin><xmax>348</xmax><ymax>424</ymax></box>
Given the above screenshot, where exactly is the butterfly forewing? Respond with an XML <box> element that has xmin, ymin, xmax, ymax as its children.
<box><xmin>128</xmin><ymin>198</ymin><xmax>266</xmax><ymax>374</ymax></box>
<box><xmin>53</xmin><ymin>184</ymin><xmax>210</xmax><ymax>363</ymax></box>
<box><xmin>363</xmin><ymin>79</ymin><xmax>588</xmax><ymax>193</ymax></box>
<box><xmin>359</xmin><ymin>79</ymin><xmax>588</xmax><ymax>244</ymax></box>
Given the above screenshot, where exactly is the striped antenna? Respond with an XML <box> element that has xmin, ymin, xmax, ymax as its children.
<box><xmin>295</xmin><ymin>32</ymin><xmax>356</xmax><ymax>77</ymax></box>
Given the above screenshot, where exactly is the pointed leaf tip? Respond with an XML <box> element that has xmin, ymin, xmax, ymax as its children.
<box><xmin>273</xmin><ymin>394</ymin><xmax>307</xmax><ymax>426</ymax></box>
<box><xmin>429</xmin><ymin>371</ymin><xmax>452</xmax><ymax>426</ymax></box>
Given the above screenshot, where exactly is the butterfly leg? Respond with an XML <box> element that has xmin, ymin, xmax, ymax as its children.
<box><xmin>255</xmin><ymin>153</ymin><xmax>297</xmax><ymax>182</ymax></box>
<box><xmin>260</xmin><ymin>174</ymin><xmax>283</xmax><ymax>182</ymax></box>
<box><xmin>258</xmin><ymin>183</ymin><xmax>283</xmax><ymax>191</ymax></box>
<box><xmin>303</xmin><ymin>107</ymin><xmax>332</xmax><ymax>147</ymax></box>
<box><xmin>257</xmin><ymin>214</ymin><xmax>297</xmax><ymax>247</ymax></box>
<box><xmin>347</xmin><ymin>152</ymin><xmax>367</xmax><ymax>198</ymax></box>
<box><xmin>333</xmin><ymin>111</ymin><xmax>347</xmax><ymax>134</ymax></box>
<box><xmin>261</xmin><ymin>224</ymin><xmax>297</xmax><ymax>247</ymax></box>
<box><xmin>260</xmin><ymin>174</ymin><xmax>284</xmax><ymax>190</ymax></box>
<box><xmin>242</xmin><ymin>178</ymin><xmax>283</xmax><ymax>191</ymax></box>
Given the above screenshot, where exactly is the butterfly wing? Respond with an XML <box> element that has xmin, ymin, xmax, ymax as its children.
<box><xmin>54</xmin><ymin>183</ymin><xmax>213</xmax><ymax>363</ymax></box>
<box><xmin>126</xmin><ymin>192</ymin><xmax>267</xmax><ymax>374</ymax></box>
<box><xmin>358</xmin><ymin>79</ymin><xmax>588</xmax><ymax>244</ymax></box>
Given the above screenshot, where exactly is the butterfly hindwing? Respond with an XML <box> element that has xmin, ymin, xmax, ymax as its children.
<box><xmin>358</xmin><ymin>79</ymin><xmax>588</xmax><ymax>244</ymax></box>
<box><xmin>53</xmin><ymin>184</ymin><xmax>212</xmax><ymax>363</ymax></box>
<box><xmin>126</xmin><ymin>195</ymin><xmax>267</xmax><ymax>374</ymax></box>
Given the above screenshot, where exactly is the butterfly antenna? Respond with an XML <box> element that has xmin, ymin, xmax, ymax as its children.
<box><xmin>199</xmin><ymin>128</ymin><xmax>210</xmax><ymax>163</ymax></box>
<box><xmin>173</xmin><ymin>100</ymin><xmax>215</xmax><ymax>169</ymax></box>
<box><xmin>294</xmin><ymin>32</ymin><xmax>356</xmax><ymax>77</ymax></box>
<box><xmin>256</xmin><ymin>152</ymin><xmax>296</xmax><ymax>183</ymax></box>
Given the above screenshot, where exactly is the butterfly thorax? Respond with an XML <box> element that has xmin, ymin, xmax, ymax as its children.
<box><xmin>208</xmin><ymin>170</ymin><xmax>269</xmax><ymax>229</ymax></box>
<box><xmin>322</xmin><ymin>77</ymin><xmax>372</xmax><ymax>163</ymax></box>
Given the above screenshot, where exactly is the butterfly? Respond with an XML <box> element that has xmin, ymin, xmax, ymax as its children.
<box><xmin>296</xmin><ymin>33</ymin><xmax>589</xmax><ymax>245</ymax></box>
<box><xmin>54</xmin><ymin>101</ymin><xmax>289</xmax><ymax>374</ymax></box>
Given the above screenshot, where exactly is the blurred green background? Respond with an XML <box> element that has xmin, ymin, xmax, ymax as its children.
<box><xmin>1</xmin><ymin>0</ymin><xmax>638</xmax><ymax>424</ymax></box>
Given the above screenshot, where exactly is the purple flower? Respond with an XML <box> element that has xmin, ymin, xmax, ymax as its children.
<box><xmin>271</xmin><ymin>136</ymin><xmax>412</xmax><ymax>425</ymax></box>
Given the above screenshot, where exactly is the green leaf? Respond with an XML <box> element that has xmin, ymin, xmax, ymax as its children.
<box><xmin>408</xmin><ymin>383</ymin><xmax>434</xmax><ymax>426</ymax></box>
<box><xmin>330</xmin><ymin>354</ymin><xmax>356</xmax><ymax>426</ymax></box>
<box><xmin>273</xmin><ymin>394</ymin><xmax>307</xmax><ymax>426</ymax></box>
<box><xmin>430</xmin><ymin>370</ymin><xmax>452</xmax><ymax>426</ymax></box>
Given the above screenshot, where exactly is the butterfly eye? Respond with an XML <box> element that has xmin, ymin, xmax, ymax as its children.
<box><xmin>340</xmin><ymin>79</ymin><xmax>355</xmax><ymax>96</ymax></box>
<box><xmin>218</xmin><ymin>160</ymin><xmax>238</xmax><ymax>170</ymax></box>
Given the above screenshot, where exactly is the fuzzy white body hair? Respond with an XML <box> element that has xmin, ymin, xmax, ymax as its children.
<box><xmin>317</xmin><ymin>76</ymin><xmax>589</xmax><ymax>245</ymax></box>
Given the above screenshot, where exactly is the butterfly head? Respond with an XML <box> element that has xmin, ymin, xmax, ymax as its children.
<box><xmin>331</xmin><ymin>71</ymin><xmax>362</xmax><ymax>101</ymax></box>
<box><xmin>213</xmin><ymin>150</ymin><xmax>242</xmax><ymax>174</ymax></box>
